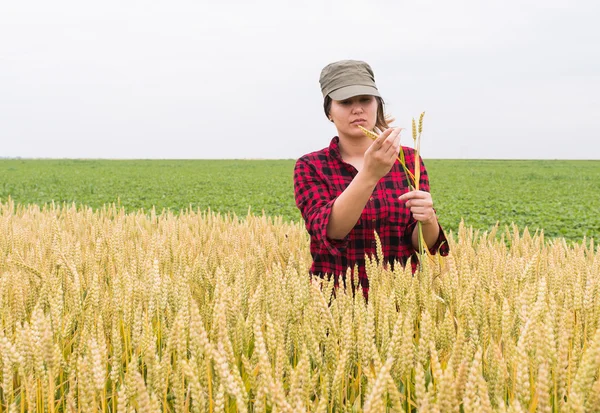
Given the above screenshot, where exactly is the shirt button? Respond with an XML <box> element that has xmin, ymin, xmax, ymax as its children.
<box><xmin>369</xmin><ymin>197</ymin><xmax>373</xmax><ymax>201</ymax></box>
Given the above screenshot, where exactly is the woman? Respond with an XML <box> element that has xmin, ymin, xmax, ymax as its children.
<box><xmin>293</xmin><ymin>60</ymin><xmax>449</xmax><ymax>298</ymax></box>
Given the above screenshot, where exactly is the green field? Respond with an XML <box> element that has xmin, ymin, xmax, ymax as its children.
<box><xmin>1</xmin><ymin>159</ymin><xmax>599</xmax><ymax>241</ymax></box>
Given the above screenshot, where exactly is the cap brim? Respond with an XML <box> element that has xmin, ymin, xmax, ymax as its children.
<box><xmin>328</xmin><ymin>85</ymin><xmax>381</xmax><ymax>100</ymax></box>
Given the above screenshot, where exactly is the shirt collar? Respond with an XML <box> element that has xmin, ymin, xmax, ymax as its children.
<box><xmin>328</xmin><ymin>136</ymin><xmax>343</xmax><ymax>161</ymax></box>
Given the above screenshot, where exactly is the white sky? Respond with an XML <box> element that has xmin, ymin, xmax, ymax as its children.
<box><xmin>1</xmin><ymin>0</ymin><xmax>599</xmax><ymax>159</ymax></box>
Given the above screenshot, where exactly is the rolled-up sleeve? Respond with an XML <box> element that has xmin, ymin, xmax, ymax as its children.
<box><xmin>294</xmin><ymin>158</ymin><xmax>348</xmax><ymax>256</ymax></box>
<box><xmin>403</xmin><ymin>220</ymin><xmax>449</xmax><ymax>256</ymax></box>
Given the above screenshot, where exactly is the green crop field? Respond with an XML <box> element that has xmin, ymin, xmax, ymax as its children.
<box><xmin>1</xmin><ymin>159</ymin><xmax>599</xmax><ymax>241</ymax></box>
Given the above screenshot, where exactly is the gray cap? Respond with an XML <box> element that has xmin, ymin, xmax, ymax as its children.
<box><xmin>319</xmin><ymin>60</ymin><xmax>381</xmax><ymax>100</ymax></box>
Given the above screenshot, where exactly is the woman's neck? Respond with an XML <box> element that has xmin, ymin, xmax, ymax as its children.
<box><xmin>338</xmin><ymin>134</ymin><xmax>372</xmax><ymax>160</ymax></box>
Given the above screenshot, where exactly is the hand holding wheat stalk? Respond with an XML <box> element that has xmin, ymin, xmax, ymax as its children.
<box><xmin>357</xmin><ymin>125</ymin><xmax>415</xmax><ymax>187</ymax></box>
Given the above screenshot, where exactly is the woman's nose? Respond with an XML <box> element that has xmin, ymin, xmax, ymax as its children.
<box><xmin>351</xmin><ymin>103</ymin><xmax>363</xmax><ymax>113</ymax></box>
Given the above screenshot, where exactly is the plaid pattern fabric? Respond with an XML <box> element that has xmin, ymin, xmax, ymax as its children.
<box><xmin>294</xmin><ymin>136</ymin><xmax>449</xmax><ymax>296</ymax></box>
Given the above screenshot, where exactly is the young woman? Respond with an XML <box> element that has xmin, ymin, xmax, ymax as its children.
<box><xmin>293</xmin><ymin>60</ymin><xmax>449</xmax><ymax>298</ymax></box>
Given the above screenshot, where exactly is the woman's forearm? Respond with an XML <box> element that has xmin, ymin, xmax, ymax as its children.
<box><xmin>411</xmin><ymin>216</ymin><xmax>440</xmax><ymax>251</ymax></box>
<box><xmin>326</xmin><ymin>171</ymin><xmax>378</xmax><ymax>240</ymax></box>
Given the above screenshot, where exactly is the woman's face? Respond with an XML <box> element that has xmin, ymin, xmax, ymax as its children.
<box><xmin>329</xmin><ymin>95</ymin><xmax>378</xmax><ymax>139</ymax></box>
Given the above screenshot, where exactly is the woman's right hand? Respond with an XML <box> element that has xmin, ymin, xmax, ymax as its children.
<box><xmin>363</xmin><ymin>127</ymin><xmax>402</xmax><ymax>182</ymax></box>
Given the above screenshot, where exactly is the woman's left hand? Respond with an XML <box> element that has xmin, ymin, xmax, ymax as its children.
<box><xmin>398</xmin><ymin>190</ymin><xmax>438</xmax><ymax>225</ymax></box>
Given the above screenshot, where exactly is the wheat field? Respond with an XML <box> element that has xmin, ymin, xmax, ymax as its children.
<box><xmin>0</xmin><ymin>199</ymin><xmax>599</xmax><ymax>412</ymax></box>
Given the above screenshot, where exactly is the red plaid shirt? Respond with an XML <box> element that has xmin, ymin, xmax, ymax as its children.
<box><xmin>294</xmin><ymin>136</ymin><xmax>449</xmax><ymax>296</ymax></box>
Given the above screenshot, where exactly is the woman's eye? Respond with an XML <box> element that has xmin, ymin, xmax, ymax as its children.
<box><xmin>361</xmin><ymin>97</ymin><xmax>372</xmax><ymax>103</ymax></box>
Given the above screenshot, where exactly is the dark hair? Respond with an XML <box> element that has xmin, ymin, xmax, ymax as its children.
<box><xmin>323</xmin><ymin>95</ymin><xmax>392</xmax><ymax>133</ymax></box>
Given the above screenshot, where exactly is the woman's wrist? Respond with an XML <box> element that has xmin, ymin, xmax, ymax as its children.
<box><xmin>421</xmin><ymin>215</ymin><xmax>438</xmax><ymax>227</ymax></box>
<box><xmin>355</xmin><ymin>169</ymin><xmax>380</xmax><ymax>188</ymax></box>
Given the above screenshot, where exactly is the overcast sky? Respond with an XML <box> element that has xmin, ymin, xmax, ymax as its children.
<box><xmin>1</xmin><ymin>0</ymin><xmax>599</xmax><ymax>159</ymax></box>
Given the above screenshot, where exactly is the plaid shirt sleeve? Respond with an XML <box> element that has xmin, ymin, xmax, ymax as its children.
<box><xmin>293</xmin><ymin>157</ymin><xmax>348</xmax><ymax>256</ymax></box>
